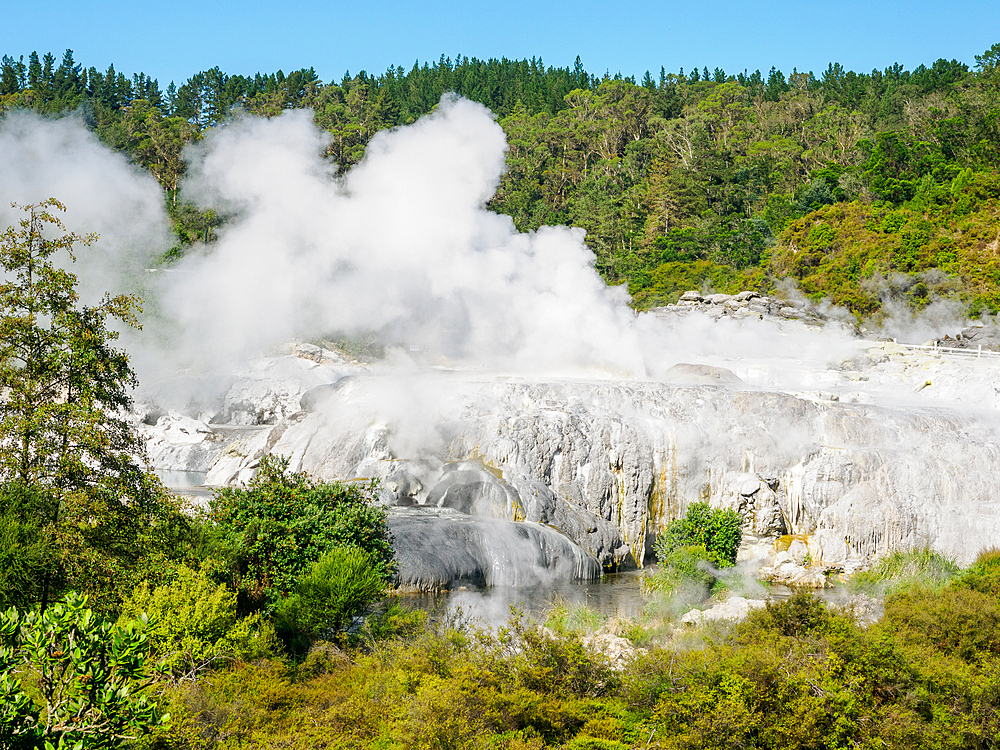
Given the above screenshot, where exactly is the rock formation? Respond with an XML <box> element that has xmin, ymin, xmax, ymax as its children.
<box><xmin>140</xmin><ymin>332</ymin><xmax>1000</xmax><ymax>586</ymax></box>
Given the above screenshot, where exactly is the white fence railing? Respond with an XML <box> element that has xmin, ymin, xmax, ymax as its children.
<box><xmin>876</xmin><ymin>339</ymin><xmax>1000</xmax><ymax>360</ymax></box>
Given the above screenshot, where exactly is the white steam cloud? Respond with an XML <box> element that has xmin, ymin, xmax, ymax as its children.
<box><xmin>0</xmin><ymin>98</ymin><xmax>982</xmax><ymax>397</ymax></box>
<box><xmin>162</xmin><ymin>97</ymin><xmax>645</xmax><ymax>375</ymax></box>
<box><xmin>0</xmin><ymin>111</ymin><xmax>172</xmax><ymax>307</ymax></box>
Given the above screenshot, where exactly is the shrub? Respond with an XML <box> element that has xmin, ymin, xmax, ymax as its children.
<box><xmin>953</xmin><ymin>546</ymin><xmax>1000</xmax><ymax>597</ymax></box>
<box><xmin>274</xmin><ymin>547</ymin><xmax>387</xmax><ymax>652</ymax></box>
<box><xmin>739</xmin><ymin>590</ymin><xmax>832</xmax><ymax>638</ymax></box>
<box><xmin>654</xmin><ymin>502</ymin><xmax>742</xmax><ymax>569</ymax></box>
<box><xmin>886</xmin><ymin>585</ymin><xmax>1000</xmax><ymax>661</ymax></box>
<box><xmin>642</xmin><ymin>544</ymin><xmax>717</xmax><ymax>601</ymax></box>
<box><xmin>209</xmin><ymin>455</ymin><xmax>394</xmax><ymax>607</ymax></box>
<box><xmin>0</xmin><ymin>592</ymin><xmax>167</xmax><ymax>749</ymax></box>
<box><xmin>119</xmin><ymin>564</ymin><xmax>277</xmax><ymax>679</ymax></box>
<box><xmin>0</xmin><ymin>493</ymin><xmax>52</xmax><ymax>610</ymax></box>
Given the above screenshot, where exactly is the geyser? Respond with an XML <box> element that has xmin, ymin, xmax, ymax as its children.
<box><xmin>5</xmin><ymin>98</ymin><xmax>1000</xmax><ymax>591</ymax></box>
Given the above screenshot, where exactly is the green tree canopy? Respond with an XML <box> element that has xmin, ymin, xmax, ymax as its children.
<box><xmin>0</xmin><ymin>199</ymin><xmax>169</xmax><ymax>611</ymax></box>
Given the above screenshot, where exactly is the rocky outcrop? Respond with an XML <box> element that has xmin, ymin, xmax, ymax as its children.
<box><xmin>681</xmin><ymin>596</ymin><xmax>767</xmax><ymax>625</ymax></box>
<box><xmin>389</xmin><ymin>507</ymin><xmax>601</xmax><ymax>590</ymax></box>
<box><xmin>144</xmin><ymin>365</ymin><xmax>1000</xmax><ymax>574</ymax></box>
<box><xmin>649</xmin><ymin>290</ymin><xmax>853</xmax><ymax>331</ymax></box>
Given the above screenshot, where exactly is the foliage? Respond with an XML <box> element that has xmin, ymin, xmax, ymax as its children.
<box><xmin>6</xmin><ymin>46</ymin><xmax>1000</xmax><ymax>317</ymax></box>
<box><xmin>642</xmin><ymin>544</ymin><xmax>718</xmax><ymax>601</ymax></box>
<box><xmin>133</xmin><ymin>578</ymin><xmax>1000</xmax><ymax>750</ymax></box>
<box><xmin>848</xmin><ymin>548</ymin><xmax>959</xmax><ymax>596</ymax></box>
<box><xmin>0</xmin><ymin>200</ymin><xmax>173</xmax><ymax>612</ymax></box>
<box><xmin>273</xmin><ymin>548</ymin><xmax>387</xmax><ymax>652</ymax></box>
<box><xmin>953</xmin><ymin>546</ymin><xmax>1000</xmax><ymax>597</ymax></box>
<box><xmin>544</xmin><ymin>600</ymin><xmax>606</xmax><ymax>636</ymax></box>
<box><xmin>0</xmin><ymin>483</ymin><xmax>53</xmax><ymax>610</ymax></box>
<box><xmin>119</xmin><ymin>565</ymin><xmax>277</xmax><ymax>680</ymax></box>
<box><xmin>209</xmin><ymin>455</ymin><xmax>393</xmax><ymax>608</ymax></box>
<box><xmin>654</xmin><ymin>502</ymin><xmax>742</xmax><ymax>568</ymax></box>
<box><xmin>0</xmin><ymin>592</ymin><xmax>167</xmax><ymax>749</ymax></box>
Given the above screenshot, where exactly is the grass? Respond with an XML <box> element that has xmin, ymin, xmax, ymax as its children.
<box><xmin>847</xmin><ymin>548</ymin><xmax>959</xmax><ymax>596</ymax></box>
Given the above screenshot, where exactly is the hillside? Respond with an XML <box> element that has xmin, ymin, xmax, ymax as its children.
<box><xmin>3</xmin><ymin>46</ymin><xmax>1000</xmax><ymax>319</ymax></box>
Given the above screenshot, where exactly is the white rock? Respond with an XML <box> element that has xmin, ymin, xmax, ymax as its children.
<box><xmin>681</xmin><ymin>596</ymin><xmax>767</xmax><ymax>625</ymax></box>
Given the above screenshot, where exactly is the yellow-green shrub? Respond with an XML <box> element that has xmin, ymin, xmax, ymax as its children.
<box><xmin>120</xmin><ymin>564</ymin><xmax>277</xmax><ymax>679</ymax></box>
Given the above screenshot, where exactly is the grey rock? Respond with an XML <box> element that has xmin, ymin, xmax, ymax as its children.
<box><xmin>663</xmin><ymin>363</ymin><xmax>743</xmax><ymax>386</ymax></box>
<box><xmin>388</xmin><ymin>507</ymin><xmax>600</xmax><ymax>590</ymax></box>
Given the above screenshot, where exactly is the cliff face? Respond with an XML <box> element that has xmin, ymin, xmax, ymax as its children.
<box><xmin>143</xmin><ymin>356</ymin><xmax>1000</xmax><ymax>573</ymax></box>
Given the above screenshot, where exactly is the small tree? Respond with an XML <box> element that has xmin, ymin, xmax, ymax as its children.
<box><xmin>0</xmin><ymin>199</ymin><xmax>166</xmax><ymax>610</ymax></box>
<box><xmin>654</xmin><ymin>501</ymin><xmax>743</xmax><ymax>569</ymax></box>
<box><xmin>275</xmin><ymin>548</ymin><xmax>387</xmax><ymax>651</ymax></box>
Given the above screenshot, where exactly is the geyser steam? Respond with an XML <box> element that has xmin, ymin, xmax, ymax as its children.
<box><xmin>162</xmin><ymin>96</ymin><xmax>645</xmax><ymax>375</ymax></box>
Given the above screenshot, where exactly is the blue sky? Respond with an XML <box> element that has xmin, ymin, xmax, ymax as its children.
<box><xmin>3</xmin><ymin>1</ymin><xmax>999</xmax><ymax>87</ymax></box>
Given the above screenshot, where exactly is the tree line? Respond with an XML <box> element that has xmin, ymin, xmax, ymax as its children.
<box><xmin>3</xmin><ymin>45</ymin><xmax>1000</xmax><ymax>317</ymax></box>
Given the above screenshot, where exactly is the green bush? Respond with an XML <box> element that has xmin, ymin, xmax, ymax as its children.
<box><xmin>953</xmin><ymin>546</ymin><xmax>1000</xmax><ymax>597</ymax></box>
<box><xmin>0</xmin><ymin>593</ymin><xmax>167</xmax><ymax>749</ymax></box>
<box><xmin>654</xmin><ymin>502</ymin><xmax>742</xmax><ymax>569</ymax></box>
<box><xmin>739</xmin><ymin>590</ymin><xmax>832</xmax><ymax>639</ymax></box>
<box><xmin>119</xmin><ymin>564</ymin><xmax>278</xmax><ymax>679</ymax></box>
<box><xmin>0</xmin><ymin>486</ymin><xmax>53</xmax><ymax>610</ymax></box>
<box><xmin>209</xmin><ymin>455</ymin><xmax>394</xmax><ymax>607</ymax></box>
<box><xmin>274</xmin><ymin>547</ymin><xmax>387</xmax><ymax>652</ymax></box>
<box><xmin>642</xmin><ymin>544</ymin><xmax>717</xmax><ymax>601</ymax></box>
<box><xmin>886</xmin><ymin>585</ymin><xmax>1000</xmax><ymax>662</ymax></box>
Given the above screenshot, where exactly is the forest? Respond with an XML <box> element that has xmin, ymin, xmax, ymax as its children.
<box><xmin>3</xmin><ymin>46</ymin><xmax>1000</xmax><ymax>749</ymax></box>
<box><xmin>3</xmin><ymin>45</ymin><xmax>1000</xmax><ymax>318</ymax></box>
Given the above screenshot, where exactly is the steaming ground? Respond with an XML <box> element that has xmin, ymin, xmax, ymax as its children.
<box><xmin>0</xmin><ymin>97</ymin><xmax>987</xmax><ymax>393</ymax></box>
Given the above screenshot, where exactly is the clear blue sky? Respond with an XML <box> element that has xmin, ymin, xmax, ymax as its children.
<box><xmin>2</xmin><ymin>0</ymin><xmax>998</xmax><ymax>87</ymax></box>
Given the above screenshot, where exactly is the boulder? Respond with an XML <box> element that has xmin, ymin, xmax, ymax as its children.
<box><xmin>681</xmin><ymin>596</ymin><xmax>767</xmax><ymax>625</ymax></box>
<box><xmin>388</xmin><ymin>507</ymin><xmax>600</xmax><ymax>590</ymax></box>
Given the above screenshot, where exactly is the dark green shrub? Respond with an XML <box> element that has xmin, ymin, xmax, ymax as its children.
<box><xmin>274</xmin><ymin>548</ymin><xmax>387</xmax><ymax>652</ymax></box>
<box><xmin>654</xmin><ymin>502</ymin><xmax>742</xmax><ymax>568</ymax></box>
<box><xmin>0</xmin><ymin>484</ymin><xmax>53</xmax><ymax>610</ymax></box>
<box><xmin>739</xmin><ymin>591</ymin><xmax>832</xmax><ymax>638</ymax></box>
<box><xmin>209</xmin><ymin>455</ymin><xmax>394</xmax><ymax>607</ymax></box>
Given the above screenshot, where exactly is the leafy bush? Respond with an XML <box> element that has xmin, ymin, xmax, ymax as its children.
<box><xmin>274</xmin><ymin>548</ymin><xmax>387</xmax><ymax>651</ymax></box>
<box><xmin>654</xmin><ymin>502</ymin><xmax>742</xmax><ymax>568</ymax></box>
<box><xmin>739</xmin><ymin>590</ymin><xmax>832</xmax><ymax>639</ymax></box>
<box><xmin>0</xmin><ymin>484</ymin><xmax>53</xmax><ymax>610</ymax></box>
<box><xmin>848</xmin><ymin>548</ymin><xmax>958</xmax><ymax>595</ymax></box>
<box><xmin>119</xmin><ymin>564</ymin><xmax>277</xmax><ymax>679</ymax></box>
<box><xmin>0</xmin><ymin>593</ymin><xmax>167</xmax><ymax>749</ymax></box>
<box><xmin>209</xmin><ymin>455</ymin><xmax>394</xmax><ymax>607</ymax></box>
<box><xmin>885</xmin><ymin>585</ymin><xmax>1000</xmax><ymax>662</ymax></box>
